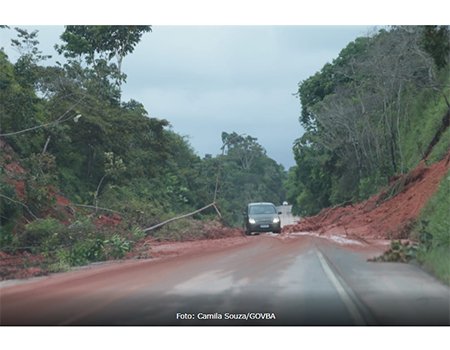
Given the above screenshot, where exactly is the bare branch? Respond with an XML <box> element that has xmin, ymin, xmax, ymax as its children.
<box><xmin>0</xmin><ymin>96</ymin><xmax>85</xmax><ymax>137</ymax></box>
<box><xmin>143</xmin><ymin>202</ymin><xmax>217</xmax><ymax>233</ymax></box>
<box><xmin>0</xmin><ymin>193</ymin><xmax>39</xmax><ymax>220</ymax></box>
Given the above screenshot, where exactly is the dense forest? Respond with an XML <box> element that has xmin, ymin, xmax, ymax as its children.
<box><xmin>0</xmin><ymin>26</ymin><xmax>285</xmax><ymax>269</ymax></box>
<box><xmin>286</xmin><ymin>26</ymin><xmax>450</xmax><ymax>215</ymax></box>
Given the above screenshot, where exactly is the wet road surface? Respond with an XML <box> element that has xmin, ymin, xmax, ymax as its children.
<box><xmin>1</xmin><ymin>233</ymin><xmax>449</xmax><ymax>326</ymax></box>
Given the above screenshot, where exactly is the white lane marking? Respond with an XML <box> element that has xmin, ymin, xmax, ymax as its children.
<box><xmin>316</xmin><ymin>250</ymin><xmax>366</xmax><ymax>325</ymax></box>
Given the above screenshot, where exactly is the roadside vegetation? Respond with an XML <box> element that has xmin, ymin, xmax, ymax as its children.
<box><xmin>0</xmin><ymin>26</ymin><xmax>285</xmax><ymax>277</ymax></box>
<box><xmin>286</xmin><ymin>25</ymin><xmax>450</xmax><ymax>283</ymax></box>
<box><xmin>413</xmin><ymin>168</ymin><xmax>450</xmax><ymax>284</ymax></box>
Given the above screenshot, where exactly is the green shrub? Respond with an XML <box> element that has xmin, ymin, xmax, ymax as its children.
<box><xmin>370</xmin><ymin>240</ymin><xmax>418</xmax><ymax>263</ymax></box>
<box><xmin>54</xmin><ymin>233</ymin><xmax>134</xmax><ymax>266</ymax></box>
<box><xmin>417</xmin><ymin>246</ymin><xmax>450</xmax><ymax>285</ymax></box>
<box><xmin>103</xmin><ymin>233</ymin><xmax>132</xmax><ymax>259</ymax></box>
<box><xmin>42</xmin><ymin>215</ymin><xmax>137</xmax><ymax>267</ymax></box>
<box><xmin>51</xmin><ymin>236</ymin><xmax>104</xmax><ymax>267</ymax></box>
<box><xmin>400</xmin><ymin>77</ymin><xmax>450</xmax><ymax>171</ymax></box>
<box><xmin>358</xmin><ymin>173</ymin><xmax>386</xmax><ymax>201</ymax></box>
<box><xmin>417</xmin><ymin>170</ymin><xmax>450</xmax><ymax>248</ymax></box>
<box><xmin>67</xmin><ymin>216</ymin><xmax>96</xmax><ymax>237</ymax></box>
<box><xmin>46</xmin><ymin>259</ymin><xmax>72</xmax><ymax>273</ymax></box>
<box><xmin>0</xmin><ymin>178</ymin><xmax>22</xmax><ymax>228</ymax></box>
<box><xmin>0</xmin><ymin>222</ymin><xmax>20</xmax><ymax>251</ymax></box>
<box><xmin>131</xmin><ymin>226</ymin><xmax>145</xmax><ymax>240</ymax></box>
<box><xmin>0</xmin><ymin>180</ymin><xmax>22</xmax><ymax>250</ymax></box>
<box><xmin>427</xmin><ymin>126</ymin><xmax>450</xmax><ymax>164</ymax></box>
<box><xmin>24</xmin><ymin>153</ymin><xmax>58</xmax><ymax>213</ymax></box>
<box><xmin>412</xmin><ymin>169</ymin><xmax>450</xmax><ymax>284</ymax></box>
<box><xmin>22</xmin><ymin>218</ymin><xmax>65</xmax><ymax>249</ymax></box>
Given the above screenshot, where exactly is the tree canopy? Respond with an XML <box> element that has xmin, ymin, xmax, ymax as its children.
<box><xmin>287</xmin><ymin>26</ymin><xmax>450</xmax><ymax>216</ymax></box>
<box><xmin>0</xmin><ymin>25</ymin><xmax>286</xmax><ymax>247</ymax></box>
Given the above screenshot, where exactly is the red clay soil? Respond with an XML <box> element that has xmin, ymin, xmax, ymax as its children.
<box><xmin>129</xmin><ymin>235</ymin><xmax>250</xmax><ymax>261</ymax></box>
<box><xmin>284</xmin><ymin>152</ymin><xmax>450</xmax><ymax>241</ymax></box>
<box><xmin>128</xmin><ymin>222</ymin><xmax>244</xmax><ymax>260</ymax></box>
<box><xmin>0</xmin><ymin>251</ymin><xmax>47</xmax><ymax>280</ymax></box>
<box><xmin>1</xmin><ymin>140</ymin><xmax>27</xmax><ymax>200</ymax></box>
<box><xmin>95</xmin><ymin>213</ymin><xmax>122</xmax><ymax>228</ymax></box>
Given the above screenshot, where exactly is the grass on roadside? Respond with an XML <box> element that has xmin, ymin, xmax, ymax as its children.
<box><xmin>413</xmin><ymin>168</ymin><xmax>450</xmax><ymax>285</ymax></box>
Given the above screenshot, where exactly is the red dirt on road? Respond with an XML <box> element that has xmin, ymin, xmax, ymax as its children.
<box><xmin>127</xmin><ymin>223</ymin><xmax>245</xmax><ymax>260</ymax></box>
<box><xmin>135</xmin><ymin>235</ymin><xmax>250</xmax><ymax>259</ymax></box>
<box><xmin>283</xmin><ymin>153</ymin><xmax>450</xmax><ymax>241</ymax></box>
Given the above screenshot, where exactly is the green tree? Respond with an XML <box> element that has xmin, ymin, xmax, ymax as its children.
<box><xmin>291</xmin><ymin>26</ymin><xmax>445</xmax><ymax>215</ymax></box>
<box><xmin>214</xmin><ymin>132</ymin><xmax>286</xmax><ymax>226</ymax></box>
<box><xmin>421</xmin><ymin>25</ymin><xmax>450</xmax><ymax>69</ymax></box>
<box><xmin>56</xmin><ymin>25</ymin><xmax>152</xmax><ymax>101</ymax></box>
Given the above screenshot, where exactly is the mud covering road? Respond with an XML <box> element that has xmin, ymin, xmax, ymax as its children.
<box><xmin>1</xmin><ymin>232</ymin><xmax>449</xmax><ymax>326</ymax></box>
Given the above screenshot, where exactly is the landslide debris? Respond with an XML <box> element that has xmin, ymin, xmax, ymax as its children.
<box><xmin>283</xmin><ymin>152</ymin><xmax>450</xmax><ymax>241</ymax></box>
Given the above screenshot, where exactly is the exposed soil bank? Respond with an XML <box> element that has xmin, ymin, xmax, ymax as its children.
<box><xmin>283</xmin><ymin>152</ymin><xmax>450</xmax><ymax>241</ymax></box>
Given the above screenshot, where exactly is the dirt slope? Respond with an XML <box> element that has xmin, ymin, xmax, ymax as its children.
<box><xmin>283</xmin><ymin>152</ymin><xmax>450</xmax><ymax>241</ymax></box>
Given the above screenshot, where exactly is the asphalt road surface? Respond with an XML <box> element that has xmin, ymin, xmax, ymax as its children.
<box><xmin>1</xmin><ymin>224</ymin><xmax>449</xmax><ymax>326</ymax></box>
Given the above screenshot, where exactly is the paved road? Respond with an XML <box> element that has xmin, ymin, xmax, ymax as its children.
<box><xmin>1</xmin><ymin>233</ymin><xmax>449</xmax><ymax>326</ymax></box>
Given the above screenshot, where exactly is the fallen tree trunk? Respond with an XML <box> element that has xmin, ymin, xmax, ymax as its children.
<box><xmin>142</xmin><ymin>202</ymin><xmax>221</xmax><ymax>233</ymax></box>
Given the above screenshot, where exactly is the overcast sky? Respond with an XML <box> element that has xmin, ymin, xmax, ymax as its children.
<box><xmin>0</xmin><ymin>25</ymin><xmax>374</xmax><ymax>169</ymax></box>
